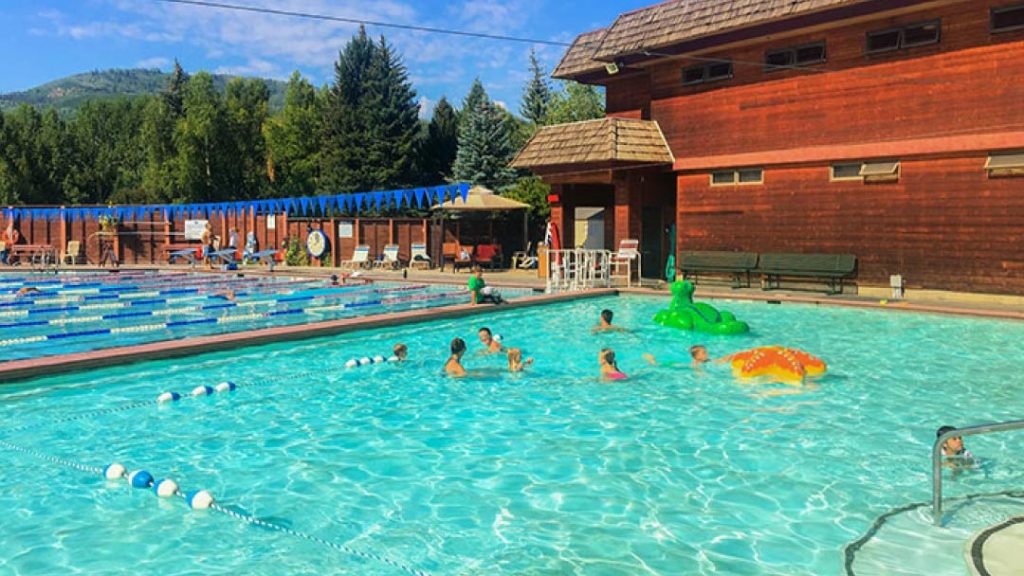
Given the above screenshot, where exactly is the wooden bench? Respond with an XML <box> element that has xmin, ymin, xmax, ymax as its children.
<box><xmin>678</xmin><ymin>251</ymin><xmax>759</xmax><ymax>288</ymax></box>
<box><xmin>7</xmin><ymin>244</ymin><xmax>56</xmax><ymax>268</ymax></box>
<box><xmin>757</xmin><ymin>253</ymin><xmax>857</xmax><ymax>294</ymax></box>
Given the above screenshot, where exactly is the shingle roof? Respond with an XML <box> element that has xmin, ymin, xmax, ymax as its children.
<box><xmin>511</xmin><ymin>117</ymin><xmax>674</xmax><ymax>169</ymax></box>
<box><xmin>554</xmin><ymin>0</ymin><xmax>864</xmax><ymax>79</ymax></box>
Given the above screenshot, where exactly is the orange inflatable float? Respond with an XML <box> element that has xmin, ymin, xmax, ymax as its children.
<box><xmin>726</xmin><ymin>346</ymin><xmax>827</xmax><ymax>386</ymax></box>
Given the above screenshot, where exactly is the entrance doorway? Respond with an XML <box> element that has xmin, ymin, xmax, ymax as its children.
<box><xmin>574</xmin><ymin>207</ymin><xmax>605</xmax><ymax>250</ymax></box>
<box><xmin>641</xmin><ymin>206</ymin><xmax>663</xmax><ymax>279</ymax></box>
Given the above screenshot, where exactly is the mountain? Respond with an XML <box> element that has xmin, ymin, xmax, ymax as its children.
<box><xmin>0</xmin><ymin>68</ymin><xmax>288</xmax><ymax>114</ymax></box>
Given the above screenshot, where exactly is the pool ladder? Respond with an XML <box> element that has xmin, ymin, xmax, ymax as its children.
<box><xmin>932</xmin><ymin>418</ymin><xmax>1024</xmax><ymax>525</ymax></box>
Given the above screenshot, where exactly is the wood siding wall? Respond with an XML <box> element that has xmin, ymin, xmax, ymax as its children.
<box><xmin>677</xmin><ymin>157</ymin><xmax>1024</xmax><ymax>293</ymax></box>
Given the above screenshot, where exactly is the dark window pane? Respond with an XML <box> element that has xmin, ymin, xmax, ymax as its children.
<box><xmin>832</xmin><ymin>163</ymin><xmax>863</xmax><ymax>179</ymax></box>
<box><xmin>867</xmin><ymin>29</ymin><xmax>900</xmax><ymax>53</ymax></box>
<box><xmin>683</xmin><ymin>66</ymin><xmax>705</xmax><ymax>85</ymax></box>
<box><xmin>711</xmin><ymin>171</ymin><xmax>736</xmax><ymax>185</ymax></box>
<box><xmin>795</xmin><ymin>43</ymin><xmax>826</xmax><ymax>64</ymax></box>
<box><xmin>992</xmin><ymin>6</ymin><xmax>1024</xmax><ymax>32</ymax></box>
<box><xmin>765</xmin><ymin>49</ymin><xmax>794</xmax><ymax>70</ymax></box>
<box><xmin>707</xmin><ymin>61</ymin><xmax>733</xmax><ymax>81</ymax></box>
<box><xmin>738</xmin><ymin>168</ymin><xmax>763</xmax><ymax>183</ymax></box>
<box><xmin>903</xmin><ymin>21</ymin><xmax>940</xmax><ymax>47</ymax></box>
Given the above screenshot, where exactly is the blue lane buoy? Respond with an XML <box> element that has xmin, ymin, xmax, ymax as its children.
<box><xmin>191</xmin><ymin>385</ymin><xmax>213</xmax><ymax>397</ymax></box>
<box><xmin>214</xmin><ymin>381</ymin><xmax>237</xmax><ymax>393</ymax></box>
<box><xmin>128</xmin><ymin>470</ymin><xmax>154</xmax><ymax>489</ymax></box>
<box><xmin>153</xmin><ymin>478</ymin><xmax>179</xmax><ymax>498</ymax></box>
<box><xmin>102</xmin><ymin>463</ymin><xmax>126</xmax><ymax>480</ymax></box>
<box><xmin>157</xmin><ymin>391</ymin><xmax>181</xmax><ymax>403</ymax></box>
<box><xmin>187</xmin><ymin>489</ymin><xmax>215</xmax><ymax>510</ymax></box>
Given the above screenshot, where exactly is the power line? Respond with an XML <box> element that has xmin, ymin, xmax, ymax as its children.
<box><xmin>154</xmin><ymin>0</ymin><xmax>573</xmax><ymax>47</ymax></box>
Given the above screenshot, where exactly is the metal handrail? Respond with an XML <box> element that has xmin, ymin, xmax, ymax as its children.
<box><xmin>932</xmin><ymin>418</ymin><xmax>1024</xmax><ymax>525</ymax></box>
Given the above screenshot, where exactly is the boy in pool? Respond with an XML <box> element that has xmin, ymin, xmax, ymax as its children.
<box><xmin>506</xmin><ymin>347</ymin><xmax>533</xmax><ymax>373</ymax></box>
<box><xmin>644</xmin><ymin>344</ymin><xmax>720</xmax><ymax>369</ymax></box>
<box><xmin>393</xmin><ymin>343</ymin><xmax>408</xmax><ymax>362</ymax></box>
<box><xmin>478</xmin><ymin>327</ymin><xmax>503</xmax><ymax>354</ymax></box>
<box><xmin>937</xmin><ymin>425</ymin><xmax>975</xmax><ymax>470</ymax></box>
<box><xmin>445</xmin><ymin>338</ymin><xmax>467</xmax><ymax>377</ymax></box>
<box><xmin>592</xmin><ymin>309</ymin><xmax>628</xmax><ymax>334</ymax></box>
<box><xmin>599</xmin><ymin>348</ymin><xmax>628</xmax><ymax>380</ymax></box>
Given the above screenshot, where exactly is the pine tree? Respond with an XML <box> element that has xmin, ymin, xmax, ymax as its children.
<box><xmin>265</xmin><ymin>71</ymin><xmax>321</xmax><ymax>197</ymax></box>
<box><xmin>420</xmin><ymin>96</ymin><xmax>458</xmax><ymax>184</ymax></box>
<box><xmin>461</xmin><ymin>78</ymin><xmax>488</xmax><ymax>121</ymax></box>
<box><xmin>164</xmin><ymin>59</ymin><xmax>188</xmax><ymax>117</ymax></box>
<box><xmin>452</xmin><ymin>96</ymin><xmax>516</xmax><ymax>186</ymax></box>
<box><xmin>362</xmin><ymin>36</ymin><xmax>420</xmax><ymax>190</ymax></box>
<box><xmin>520</xmin><ymin>49</ymin><xmax>551</xmax><ymax>126</ymax></box>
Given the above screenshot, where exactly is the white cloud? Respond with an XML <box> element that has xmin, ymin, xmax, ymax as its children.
<box><xmin>214</xmin><ymin>58</ymin><xmax>281</xmax><ymax>78</ymax></box>
<box><xmin>417</xmin><ymin>95</ymin><xmax>435</xmax><ymax>119</ymax></box>
<box><xmin>494</xmin><ymin>100</ymin><xmax>507</xmax><ymax>110</ymax></box>
<box><xmin>136</xmin><ymin>56</ymin><xmax>171</xmax><ymax>69</ymax></box>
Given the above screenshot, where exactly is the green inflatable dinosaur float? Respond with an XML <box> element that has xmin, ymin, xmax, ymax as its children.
<box><xmin>653</xmin><ymin>280</ymin><xmax>749</xmax><ymax>335</ymax></box>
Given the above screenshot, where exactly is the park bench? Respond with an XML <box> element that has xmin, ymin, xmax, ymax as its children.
<box><xmin>678</xmin><ymin>251</ymin><xmax>759</xmax><ymax>288</ymax></box>
<box><xmin>757</xmin><ymin>253</ymin><xmax>857</xmax><ymax>294</ymax></box>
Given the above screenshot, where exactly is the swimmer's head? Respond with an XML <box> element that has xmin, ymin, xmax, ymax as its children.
<box><xmin>393</xmin><ymin>343</ymin><xmax>408</xmax><ymax>360</ymax></box>
<box><xmin>507</xmin><ymin>347</ymin><xmax>522</xmax><ymax>363</ymax></box>
<box><xmin>937</xmin><ymin>425</ymin><xmax>963</xmax><ymax>452</ymax></box>
<box><xmin>478</xmin><ymin>327</ymin><xmax>493</xmax><ymax>344</ymax></box>
<box><xmin>689</xmin><ymin>345</ymin><xmax>709</xmax><ymax>363</ymax></box>
<box><xmin>600</xmin><ymin>309</ymin><xmax>613</xmax><ymax>324</ymax></box>
<box><xmin>450</xmin><ymin>337</ymin><xmax>466</xmax><ymax>357</ymax></box>
<box><xmin>599</xmin><ymin>348</ymin><xmax>617</xmax><ymax>368</ymax></box>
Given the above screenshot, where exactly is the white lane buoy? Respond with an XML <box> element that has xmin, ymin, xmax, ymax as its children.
<box><xmin>372</xmin><ymin>355</ymin><xmax>386</xmax><ymax>364</ymax></box>
<box><xmin>187</xmin><ymin>490</ymin><xmax>215</xmax><ymax>510</ymax></box>
<box><xmin>214</xmin><ymin>381</ymin><xmax>237</xmax><ymax>393</ymax></box>
<box><xmin>358</xmin><ymin>357</ymin><xmax>372</xmax><ymax>366</ymax></box>
<box><xmin>345</xmin><ymin>359</ymin><xmax>358</xmax><ymax>369</ymax></box>
<box><xmin>103</xmin><ymin>463</ymin><xmax>126</xmax><ymax>480</ymax></box>
<box><xmin>387</xmin><ymin>355</ymin><xmax>400</xmax><ymax>363</ymax></box>
<box><xmin>157</xmin><ymin>391</ymin><xmax>181</xmax><ymax>403</ymax></box>
<box><xmin>153</xmin><ymin>478</ymin><xmax>179</xmax><ymax>498</ymax></box>
<box><xmin>191</xmin><ymin>385</ymin><xmax>213</xmax><ymax>397</ymax></box>
<box><xmin>128</xmin><ymin>470</ymin><xmax>154</xmax><ymax>489</ymax></box>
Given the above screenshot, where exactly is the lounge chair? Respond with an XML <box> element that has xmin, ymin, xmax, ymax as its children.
<box><xmin>373</xmin><ymin>244</ymin><xmax>401</xmax><ymax>269</ymax></box>
<box><xmin>609</xmin><ymin>238</ymin><xmax>641</xmax><ymax>287</ymax></box>
<box><xmin>409</xmin><ymin>242</ymin><xmax>431</xmax><ymax>270</ymax></box>
<box><xmin>442</xmin><ymin>241</ymin><xmax>459</xmax><ymax>271</ymax></box>
<box><xmin>61</xmin><ymin>240</ymin><xmax>82</xmax><ymax>265</ymax></box>
<box><xmin>453</xmin><ymin>245</ymin><xmax>474</xmax><ymax>272</ymax></box>
<box><xmin>341</xmin><ymin>244</ymin><xmax>371</xmax><ymax>270</ymax></box>
<box><xmin>511</xmin><ymin>242</ymin><xmax>536</xmax><ymax>269</ymax></box>
<box><xmin>474</xmin><ymin>244</ymin><xmax>503</xmax><ymax>269</ymax></box>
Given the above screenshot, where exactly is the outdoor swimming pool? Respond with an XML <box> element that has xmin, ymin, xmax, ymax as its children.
<box><xmin>0</xmin><ymin>271</ymin><xmax>528</xmax><ymax>362</ymax></box>
<box><xmin>1</xmin><ymin>294</ymin><xmax>1022</xmax><ymax>575</ymax></box>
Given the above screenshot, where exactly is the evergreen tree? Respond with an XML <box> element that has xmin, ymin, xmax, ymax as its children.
<box><xmin>420</xmin><ymin>96</ymin><xmax>458</xmax><ymax>184</ymax></box>
<box><xmin>164</xmin><ymin>59</ymin><xmax>188</xmax><ymax>117</ymax></box>
<box><xmin>461</xmin><ymin>78</ymin><xmax>488</xmax><ymax>121</ymax></box>
<box><xmin>452</xmin><ymin>96</ymin><xmax>516</xmax><ymax>186</ymax></box>
<box><xmin>520</xmin><ymin>49</ymin><xmax>551</xmax><ymax>126</ymax></box>
<box><xmin>361</xmin><ymin>36</ymin><xmax>420</xmax><ymax>190</ymax></box>
<box><xmin>265</xmin><ymin>71</ymin><xmax>322</xmax><ymax>197</ymax></box>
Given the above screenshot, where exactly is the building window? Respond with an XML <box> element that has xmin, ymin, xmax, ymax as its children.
<box><xmin>765</xmin><ymin>42</ymin><xmax>826</xmax><ymax>71</ymax></box>
<box><xmin>992</xmin><ymin>5</ymin><xmax>1024</xmax><ymax>33</ymax></box>
<box><xmin>985</xmin><ymin>151</ymin><xmax>1024</xmax><ymax>177</ymax></box>
<box><xmin>859</xmin><ymin>160</ymin><xmax>901</xmax><ymax>182</ymax></box>
<box><xmin>831</xmin><ymin>163</ymin><xmax>864</xmax><ymax>181</ymax></box>
<box><xmin>866</xmin><ymin>20</ymin><xmax>940</xmax><ymax>54</ymax></box>
<box><xmin>682</xmin><ymin>60</ymin><xmax>734</xmax><ymax>85</ymax></box>
<box><xmin>711</xmin><ymin>168</ymin><xmax>763</xmax><ymax>186</ymax></box>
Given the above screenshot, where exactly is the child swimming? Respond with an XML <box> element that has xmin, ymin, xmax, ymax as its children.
<box><xmin>599</xmin><ymin>348</ymin><xmax>628</xmax><ymax>380</ymax></box>
<box><xmin>937</xmin><ymin>425</ymin><xmax>975</xmax><ymax>470</ymax></box>
<box><xmin>478</xmin><ymin>327</ymin><xmax>503</xmax><ymax>354</ymax></box>
<box><xmin>592</xmin><ymin>309</ymin><xmax>628</xmax><ymax>334</ymax></box>
<box><xmin>507</xmin><ymin>347</ymin><xmax>533</xmax><ymax>373</ymax></box>
<box><xmin>393</xmin><ymin>343</ymin><xmax>408</xmax><ymax>362</ymax></box>
<box><xmin>445</xmin><ymin>338</ymin><xmax>467</xmax><ymax>377</ymax></box>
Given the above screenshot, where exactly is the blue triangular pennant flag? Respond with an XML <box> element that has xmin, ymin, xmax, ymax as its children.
<box><xmin>458</xmin><ymin>183</ymin><xmax>470</xmax><ymax>203</ymax></box>
<box><xmin>414</xmin><ymin>188</ymin><xmax>426</xmax><ymax>208</ymax></box>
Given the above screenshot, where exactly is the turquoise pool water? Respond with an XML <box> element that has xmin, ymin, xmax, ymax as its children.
<box><xmin>1</xmin><ymin>294</ymin><xmax>1023</xmax><ymax>575</ymax></box>
<box><xmin>0</xmin><ymin>271</ymin><xmax>526</xmax><ymax>362</ymax></box>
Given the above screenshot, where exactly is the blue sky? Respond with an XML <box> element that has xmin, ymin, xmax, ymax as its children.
<box><xmin>0</xmin><ymin>0</ymin><xmax>641</xmax><ymax>117</ymax></box>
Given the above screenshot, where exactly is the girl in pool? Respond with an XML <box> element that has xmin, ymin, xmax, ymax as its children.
<box><xmin>599</xmin><ymin>348</ymin><xmax>628</xmax><ymax>380</ymax></box>
<box><xmin>507</xmin><ymin>347</ymin><xmax>533</xmax><ymax>373</ymax></box>
<box><xmin>445</xmin><ymin>337</ymin><xmax>467</xmax><ymax>377</ymax></box>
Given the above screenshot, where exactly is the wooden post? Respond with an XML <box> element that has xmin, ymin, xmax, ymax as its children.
<box><xmin>388</xmin><ymin>218</ymin><xmax>395</xmax><ymax>245</ymax></box>
<box><xmin>354</xmin><ymin>218</ymin><xmax>361</xmax><ymax>246</ymax></box>
<box><xmin>59</xmin><ymin>205</ymin><xmax>67</xmax><ymax>263</ymax></box>
<box><xmin>327</xmin><ymin>218</ymin><xmax>338</xmax><ymax>267</ymax></box>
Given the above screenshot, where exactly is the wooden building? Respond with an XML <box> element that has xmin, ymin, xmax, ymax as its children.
<box><xmin>513</xmin><ymin>0</ymin><xmax>1024</xmax><ymax>294</ymax></box>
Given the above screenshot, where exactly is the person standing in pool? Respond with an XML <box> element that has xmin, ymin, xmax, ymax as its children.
<box><xmin>507</xmin><ymin>347</ymin><xmax>533</xmax><ymax>373</ymax></box>
<box><xmin>592</xmin><ymin>309</ymin><xmax>628</xmax><ymax>334</ymax></box>
<box><xmin>468</xmin><ymin>266</ymin><xmax>503</xmax><ymax>305</ymax></box>
<box><xmin>937</xmin><ymin>425</ymin><xmax>975</xmax><ymax>470</ymax></box>
<box><xmin>446</xmin><ymin>338</ymin><xmax>467</xmax><ymax>377</ymax></box>
<box><xmin>599</xmin><ymin>348</ymin><xmax>628</xmax><ymax>380</ymax></box>
<box><xmin>644</xmin><ymin>344</ymin><xmax>721</xmax><ymax>369</ymax></box>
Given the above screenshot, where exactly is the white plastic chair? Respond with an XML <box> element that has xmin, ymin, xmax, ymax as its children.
<box><xmin>609</xmin><ymin>239</ymin><xmax>641</xmax><ymax>287</ymax></box>
<box><xmin>409</xmin><ymin>243</ymin><xmax>431</xmax><ymax>269</ymax></box>
<box><xmin>373</xmin><ymin>244</ymin><xmax>401</xmax><ymax>269</ymax></box>
<box><xmin>341</xmin><ymin>245</ymin><xmax>371</xmax><ymax>270</ymax></box>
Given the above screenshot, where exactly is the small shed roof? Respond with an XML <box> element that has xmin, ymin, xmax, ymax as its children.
<box><xmin>511</xmin><ymin>117</ymin><xmax>674</xmax><ymax>169</ymax></box>
<box><xmin>431</xmin><ymin>186</ymin><xmax>529</xmax><ymax>211</ymax></box>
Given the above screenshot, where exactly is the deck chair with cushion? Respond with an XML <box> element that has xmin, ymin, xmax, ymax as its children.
<box><xmin>61</xmin><ymin>240</ymin><xmax>82</xmax><ymax>265</ymax></box>
<box><xmin>409</xmin><ymin>242</ymin><xmax>431</xmax><ymax>269</ymax></box>
<box><xmin>511</xmin><ymin>242</ymin><xmax>536</xmax><ymax>269</ymax></box>
<box><xmin>373</xmin><ymin>244</ymin><xmax>401</xmax><ymax>269</ymax></box>
<box><xmin>453</xmin><ymin>245</ymin><xmax>474</xmax><ymax>272</ymax></box>
<box><xmin>474</xmin><ymin>244</ymin><xmax>503</xmax><ymax>269</ymax></box>
<box><xmin>341</xmin><ymin>244</ymin><xmax>371</xmax><ymax>270</ymax></box>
